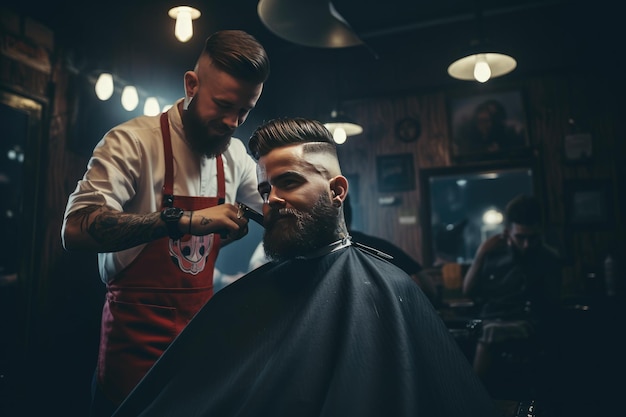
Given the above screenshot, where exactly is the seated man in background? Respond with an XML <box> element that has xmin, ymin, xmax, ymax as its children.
<box><xmin>343</xmin><ymin>194</ymin><xmax>439</xmax><ymax>304</ymax></box>
<box><xmin>113</xmin><ymin>117</ymin><xmax>497</xmax><ymax>417</ymax></box>
<box><xmin>462</xmin><ymin>194</ymin><xmax>562</xmax><ymax>390</ymax></box>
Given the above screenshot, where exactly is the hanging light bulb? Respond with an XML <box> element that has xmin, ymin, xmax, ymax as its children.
<box><xmin>95</xmin><ymin>73</ymin><xmax>114</xmax><ymax>101</ymax></box>
<box><xmin>473</xmin><ymin>54</ymin><xmax>491</xmax><ymax>83</ymax></box>
<box><xmin>448</xmin><ymin>51</ymin><xmax>516</xmax><ymax>82</ymax></box>
<box><xmin>332</xmin><ymin>127</ymin><xmax>347</xmax><ymax>144</ymax></box>
<box><xmin>143</xmin><ymin>97</ymin><xmax>160</xmax><ymax>116</ymax></box>
<box><xmin>324</xmin><ymin>110</ymin><xmax>362</xmax><ymax>144</ymax></box>
<box><xmin>121</xmin><ymin>85</ymin><xmax>139</xmax><ymax>111</ymax></box>
<box><xmin>168</xmin><ymin>6</ymin><xmax>201</xmax><ymax>43</ymax></box>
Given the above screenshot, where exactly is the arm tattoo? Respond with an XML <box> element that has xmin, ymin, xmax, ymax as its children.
<box><xmin>199</xmin><ymin>216</ymin><xmax>213</xmax><ymax>226</ymax></box>
<box><xmin>72</xmin><ymin>205</ymin><xmax>166</xmax><ymax>251</ymax></box>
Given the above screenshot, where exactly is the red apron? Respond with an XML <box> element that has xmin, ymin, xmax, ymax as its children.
<box><xmin>97</xmin><ymin>112</ymin><xmax>225</xmax><ymax>405</ymax></box>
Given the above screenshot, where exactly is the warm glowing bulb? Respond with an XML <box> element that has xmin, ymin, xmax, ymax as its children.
<box><xmin>473</xmin><ymin>54</ymin><xmax>491</xmax><ymax>83</ymax></box>
<box><xmin>143</xmin><ymin>97</ymin><xmax>160</xmax><ymax>116</ymax></box>
<box><xmin>175</xmin><ymin>10</ymin><xmax>192</xmax><ymax>42</ymax></box>
<box><xmin>95</xmin><ymin>73</ymin><xmax>114</xmax><ymax>100</ymax></box>
<box><xmin>121</xmin><ymin>85</ymin><xmax>139</xmax><ymax>111</ymax></box>
<box><xmin>482</xmin><ymin>209</ymin><xmax>503</xmax><ymax>225</ymax></box>
<box><xmin>169</xmin><ymin>6</ymin><xmax>201</xmax><ymax>43</ymax></box>
<box><xmin>333</xmin><ymin>127</ymin><xmax>347</xmax><ymax>144</ymax></box>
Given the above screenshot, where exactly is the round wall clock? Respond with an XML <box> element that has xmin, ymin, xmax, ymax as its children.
<box><xmin>395</xmin><ymin>117</ymin><xmax>421</xmax><ymax>143</ymax></box>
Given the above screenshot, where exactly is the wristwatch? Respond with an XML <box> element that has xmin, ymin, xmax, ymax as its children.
<box><xmin>161</xmin><ymin>207</ymin><xmax>184</xmax><ymax>240</ymax></box>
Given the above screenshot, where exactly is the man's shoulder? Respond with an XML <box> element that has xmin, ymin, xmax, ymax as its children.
<box><xmin>114</xmin><ymin>114</ymin><xmax>161</xmax><ymax>131</ymax></box>
<box><xmin>482</xmin><ymin>245</ymin><xmax>512</xmax><ymax>264</ymax></box>
<box><xmin>104</xmin><ymin>114</ymin><xmax>162</xmax><ymax>146</ymax></box>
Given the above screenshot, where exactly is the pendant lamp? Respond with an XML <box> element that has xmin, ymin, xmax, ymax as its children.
<box><xmin>257</xmin><ymin>0</ymin><xmax>363</xmax><ymax>48</ymax></box>
<box><xmin>168</xmin><ymin>6</ymin><xmax>201</xmax><ymax>43</ymax></box>
<box><xmin>324</xmin><ymin>110</ymin><xmax>363</xmax><ymax>144</ymax></box>
<box><xmin>448</xmin><ymin>1</ymin><xmax>516</xmax><ymax>83</ymax></box>
<box><xmin>447</xmin><ymin>42</ymin><xmax>517</xmax><ymax>83</ymax></box>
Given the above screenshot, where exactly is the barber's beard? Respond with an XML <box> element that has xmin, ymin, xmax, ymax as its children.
<box><xmin>263</xmin><ymin>194</ymin><xmax>340</xmax><ymax>261</ymax></box>
<box><xmin>181</xmin><ymin>98</ymin><xmax>232</xmax><ymax>158</ymax></box>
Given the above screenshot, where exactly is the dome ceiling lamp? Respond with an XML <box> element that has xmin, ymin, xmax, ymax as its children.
<box><xmin>447</xmin><ymin>42</ymin><xmax>517</xmax><ymax>83</ymax></box>
<box><xmin>257</xmin><ymin>0</ymin><xmax>363</xmax><ymax>49</ymax></box>
<box><xmin>168</xmin><ymin>6</ymin><xmax>201</xmax><ymax>43</ymax></box>
<box><xmin>324</xmin><ymin>110</ymin><xmax>363</xmax><ymax>144</ymax></box>
<box><xmin>447</xmin><ymin>1</ymin><xmax>517</xmax><ymax>83</ymax></box>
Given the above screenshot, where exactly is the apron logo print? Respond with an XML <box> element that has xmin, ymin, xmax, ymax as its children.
<box><xmin>168</xmin><ymin>235</ymin><xmax>213</xmax><ymax>275</ymax></box>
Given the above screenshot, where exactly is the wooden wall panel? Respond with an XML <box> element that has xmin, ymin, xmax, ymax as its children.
<box><xmin>338</xmin><ymin>92</ymin><xmax>450</xmax><ymax>265</ymax></box>
<box><xmin>333</xmin><ymin>75</ymin><xmax>623</xmax><ymax>297</ymax></box>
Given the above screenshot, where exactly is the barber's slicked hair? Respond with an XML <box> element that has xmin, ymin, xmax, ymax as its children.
<box><xmin>505</xmin><ymin>194</ymin><xmax>542</xmax><ymax>227</ymax></box>
<box><xmin>202</xmin><ymin>30</ymin><xmax>270</xmax><ymax>84</ymax></box>
<box><xmin>248</xmin><ymin>117</ymin><xmax>336</xmax><ymax>160</ymax></box>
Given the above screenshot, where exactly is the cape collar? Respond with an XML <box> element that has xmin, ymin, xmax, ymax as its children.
<box><xmin>295</xmin><ymin>236</ymin><xmax>352</xmax><ymax>260</ymax></box>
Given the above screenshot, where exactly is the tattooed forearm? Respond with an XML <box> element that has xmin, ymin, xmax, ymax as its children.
<box><xmin>90</xmin><ymin>210</ymin><xmax>164</xmax><ymax>251</ymax></box>
<box><xmin>71</xmin><ymin>205</ymin><xmax>166</xmax><ymax>252</ymax></box>
<box><xmin>73</xmin><ymin>205</ymin><xmax>102</xmax><ymax>233</ymax></box>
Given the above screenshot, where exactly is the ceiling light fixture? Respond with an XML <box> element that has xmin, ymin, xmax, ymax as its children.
<box><xmin>257</xmin><ymin>0</ymin><xmax>363</xmax><ymax>48</ymax></box>
<box><xmin>447</xmin><ymin>1</ymin><xmax>516</xmax><ymax>83</ymax></box>
<box><xmin>447</xmin><ymin>45</ymin><xmax>517</xmax><ymax>83</ymax></box>
<box><xmin>168</xmin><ymin>6</ymin><xmax>201</xmax><ymax>43</ymax></box>
<box><xmin>324</xmin><ymin>110</ymin><xmax>363</xmax><ymax>144</ymax></box>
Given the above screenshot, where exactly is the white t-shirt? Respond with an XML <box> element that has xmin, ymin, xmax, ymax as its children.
<box><xmin>63</xmin><ymin>98</ymin><xmax>263</xmax><ymax>283</ymax></box>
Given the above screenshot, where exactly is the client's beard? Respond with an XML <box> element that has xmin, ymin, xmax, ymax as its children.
<box><xmin>263</xmin><ymin>194</ymin><xmax>340</xmax><ymax>261</ymax></box>
<box><xmin>181</xmin><ymin>98</ymin><xmax>232</xmax><ymax>158</ymax></box>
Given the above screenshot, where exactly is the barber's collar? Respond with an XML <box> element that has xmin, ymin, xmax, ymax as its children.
<box><xmin>295</xmin><ymin>236</ymin><xmax>352</xmax><ymax>260</ymax></box>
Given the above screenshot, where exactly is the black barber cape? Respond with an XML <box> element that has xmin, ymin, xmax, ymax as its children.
<box><xmin>113</xmin><ymin>245</ymin><xmax>497</xmax><ymax>417</ymax></box>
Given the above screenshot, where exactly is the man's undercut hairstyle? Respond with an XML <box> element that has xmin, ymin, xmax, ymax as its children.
<box><xmin>202</xmin><ymin>30</ymin><xmax>270</xmax><ymax>84</ymax></box>
<box><xmin>505</xmin><ymin>194</ymin><xmax>542</xmax><ymax>227</ymax></box>
<box><xmin>248</xmin><ymin>117</ymin><xmax>337</xmax><ymax>160</ymax></box>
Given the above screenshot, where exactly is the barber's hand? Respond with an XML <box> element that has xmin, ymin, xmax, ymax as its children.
<box><xmin>188</xmin><ymin>204</ymin><xmax>249</xmax><ymax>240</ymax></box>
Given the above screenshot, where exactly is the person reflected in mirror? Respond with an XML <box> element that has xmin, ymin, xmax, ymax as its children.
<box><xmin>462</xmin><ymin>194</ymin><xmax>562</xmax><ymax>394</ymax></box>
<box><xmin>112</xmin><ymin>117</ymin><xmax>499</xmax><ymax>417</ymax></box>
<box><xmin>455</xmin><ymin>99</ymin><xmax>525</xmax><ymax>156</ymax></box>
<box><xmin>60</xmin><ymin>30</ymin><xmax>270</xmax><ymax>416</ymax></box>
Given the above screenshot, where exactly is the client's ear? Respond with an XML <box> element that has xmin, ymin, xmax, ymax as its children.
<box><xmin>329</xmin><ymin>176</ymin><xmax>348</xmax><ymax>202</ymax></box>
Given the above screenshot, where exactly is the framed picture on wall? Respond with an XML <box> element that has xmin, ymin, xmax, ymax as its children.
<box><xmin>564</xmin><ymin>179</ymin><xmax>614</xmax><ymax>228</ymax></box>
<box><xmin>447</xmin><ymin>89</ymin><xmax>530</xmax><ymax>163</ymax></box>
<box><xmin>376</xmin><ymin>153</ymin><xmax>415</xmax><ymax>192</ymax></box>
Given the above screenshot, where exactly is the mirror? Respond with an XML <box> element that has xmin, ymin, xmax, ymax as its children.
<box><xmin>420</xmin><ymin>162</ymin><xmax>535</xmax><ymax>267</ymax></box>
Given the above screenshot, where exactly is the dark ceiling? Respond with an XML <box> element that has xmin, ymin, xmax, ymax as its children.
<box><xmin>5</xmin><ymin>0</ymin><xmax>621</xmax><ymax>103</ymax></box>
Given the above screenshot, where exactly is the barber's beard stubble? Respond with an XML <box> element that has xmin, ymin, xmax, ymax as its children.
<box><xmin>181</xmin><ymin>97</ymin><xmax>232</xmax><ymax>158</ymax></box>
<box><xmin>263</xmin><ymin>194</ymin><xmax>340</xmax><ymax>261</ymax></box>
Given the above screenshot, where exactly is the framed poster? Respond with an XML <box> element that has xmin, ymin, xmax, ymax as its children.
<box><xmin>564</xmin><ymin>179</ymin><xmax>613</xmax><ymax>228</ymax></box>
<box><xmin>448</xmin><ymin>89</ymin><xmax>529</xmax><ymax>162</ymax></box>
<box><xmin>376</xmin><ymin>153</ymin><xmax>415</xmax><ymax>192</ymax></box>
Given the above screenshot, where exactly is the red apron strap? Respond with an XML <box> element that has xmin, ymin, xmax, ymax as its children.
<box><xmin>216</xmin><ymin>154</ymin><xmax>225</xmax><ymax>204</ymax></box>
<box><xmin>160</xmin><ymin>112</ymin><xmax>175</xmax><ymax>208</ymax></box>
